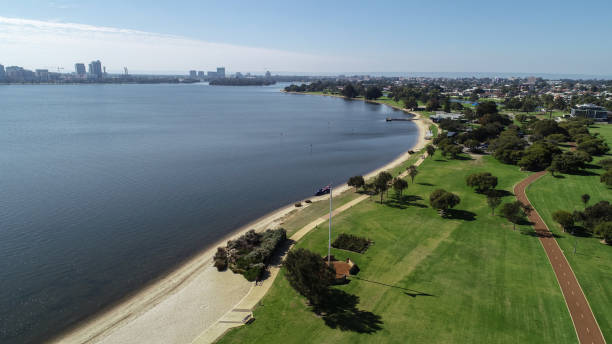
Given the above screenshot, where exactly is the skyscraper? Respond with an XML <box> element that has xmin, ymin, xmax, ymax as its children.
<box><xmin>75</xmin><ymin>63</ymin><xmax>86</xmax><ymax>76</ymax></box>
<box><xmin>216</xmin><ymin>67</ymin><xmax>225</xmax><ymax>78</ymax></box>
<box><xmin>0</xmin><ymin>64</ymin><xmax>5</xmax><ymax>80</ymax></box>
<box><xmin>189</xmin><ymin>70</ymin><xmax>197</xmax><ymax>78</ymax></box>
<box><xmin>88</xmin><ymin>60</ymin><xmax>103</xmax><ymax>79</ymax></box>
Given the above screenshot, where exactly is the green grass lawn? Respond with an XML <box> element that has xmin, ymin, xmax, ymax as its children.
<box><xmin>526</xmin><ymin>124</ymin><xmax>612</xmax><ymax>341</ymax></box>
<box><xmin>219</xmin><ymin>154</ymin><xmax>576</xmax><ymax>343</ymax></box>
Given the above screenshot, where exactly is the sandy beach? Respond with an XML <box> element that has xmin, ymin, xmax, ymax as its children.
<box><xmin>51</xmin><ymin>101</ymin><xmax>430</xmax><ymax>344</ymax></box>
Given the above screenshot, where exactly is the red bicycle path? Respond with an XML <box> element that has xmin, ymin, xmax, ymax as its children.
<box><xmin>514</xmin><ymin>171</ymin><xmax>605</xmax><ymax>344</ymax></box>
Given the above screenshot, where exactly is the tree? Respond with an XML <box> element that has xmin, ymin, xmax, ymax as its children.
<box><xmin>407</xmin><ymin>165</ymin><xmax>419</xmax><ymax>184</ymax></box>
<box><xmin>518</xmin><ymin>142</ymin><xmax>560</xmax><ymax>171</ymax></box>
<box><xmin>599</xmin><ymin>158</ymin><xmax>612</xmax><ymax>170</ymax></box>
<box><xmin>443</xmin><ymin>98</ymin><xmax>451</xmax><ymax>113</ymax></box>
<box><xmin>347</xmin><ymin>175</ymin><xmax>365</xmax><ymax>191</ymax></box>
<box><xmin>578</xmin><ymin>137</ymin><xmax>609</xmax><ymax>156</ymax></box>
<box><xmin>403</xmin><ymin>97</ymin><xmax>418</xmax><ymax>110</ymax></box>
<box><xmin>490</xmin><ymin>130</ymin><xmax>527</xmax><ymax>164</ymax></box>
<box><xmin>426</xmin><ymin>144</ymin><xmax>436</xmax><ymax>157</ymax></box>
<box><xmin>549</xmin><ymin>151</ymin><xmax>590</xmax><ymax>174</ymax></box>
<box><xmin>594</xmin><ymin>222</ymin><xmax>612</xmax><ymax>244</ymax></box>
<box><xmin>601</xmin><ymin>169</ymin><xmax>612</xmax><ymax>187</ymax></box>
<box><xmin>582</xmin><ymin>201</ymin><xmax>612</xmax><ymax>230</ymax></box>
<box><xmin>533</xmin><ymin>119</ymin><xmax>564</xmax><ymax>138</ymax></box>
<box><xmin>499</xmin><ymin>201</ymin><xmax>525</xmax><ymax>230</ymax></box>
<box><xmin>441</xmin><ymin>144</ymin><xmax>463</xmax><ymax>159</ymax></box>
<box><xmin>475</xmin><ymin>101</ymin><xmax>498</xmax><ymax>117</ymax></box>
<box><xmin>552</xmin><ymin>210</ymin><xmax>574</xmax><ymax>233</ymax></box>
<box><xmin>341</xmin><ymin>84</ymin><xmax>358</xmax><ymax>98</ymax></box>
<box><xmin>364</xmin><ymin>86</ymin><xmax>383</xmax><ymax>100</ymax></box>
<box><xmin>429</xmin><ymin>189</ymin><xmax>461</xmax><ymax>217</ymax></box>
<box><xmin>426</xmin><ymin>98</ymin><xmax>440</xmax><ymax>111</ymax></box>
<box><xmin>392</xmin><ymin>178</ymin><xmax>408</xmax><ymax>196</ymax></box>
<box><xmin>466</xmin><ymin>172</ymin><xmax>498</xmax><ymax>194</ymax></box>
<box><xmin>486</xmin><ymin>194</ymin><xmax>502</xmax><ymax>215</ymax></box>
<box><xmin>374</xmin><ymin>171</ymin><xmax>392</xmax><ymax>203</ymax></box>
<box><xmin>581</xmin><ymin>194</ymin><xmax>591</xmax><ymax>208</ymax></box>
<box><xmin>464</xmin><ymin>139</ymin><xmax>480</xmax><ymax>153</ymax></box>
<box><xmin>284</xmin><ymin>248</ymin><xmax>336</xmax><ymax>307</ymax></box>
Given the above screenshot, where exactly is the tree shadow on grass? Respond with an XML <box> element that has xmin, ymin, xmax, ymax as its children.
<box><xmin>453</xmin><ymin>155</ymin><xmax>473</xmax><ymax>161</ymax></box>
<box><xmin>585</xmin><ymin>163</ymin><xmax>602</xmax><ymax>170</ymax></box>
<box><xmin>445</xmin><ymin>209</ymin><xmax>476</xmax><ymax>221</ymax></box>
<box><xmin>553</xmin><ymin>174</ymin><xmax>566</xmax><ymax>179</ymax></box>
<box><xmin>417</xmin><ymin>182</ymin><xmax>434</xmax><ymax>186</ymax></box>
<box><xmin>317</xmin><ymin>289</ymin><xmax>383</xmax><ymax>334</ymax></box>
<box><xmin>486</xmin><ymin>189</ymin><xmax>513</xmax><ymax>198</ymax></box>
<box><xmin>569</xmin><ymin>169</ymin><xmax>599</xmax><ymax>177</ymax></box>
<box><xmin>385</xmin><ymin>195</ymin><xmax>427</xmax><ymax>209</ymax></box>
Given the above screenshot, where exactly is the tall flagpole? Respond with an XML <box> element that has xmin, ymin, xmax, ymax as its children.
<box><xmin>328</xmin><ymin>183</ymin><xmax>332</xmax><ymax>265</ymax></box>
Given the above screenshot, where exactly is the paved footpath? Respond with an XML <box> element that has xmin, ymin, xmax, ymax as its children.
<box><xmin>514</xmin><ymin>171</ymin><xmax>605</xmax><ymax>344</ymax></box>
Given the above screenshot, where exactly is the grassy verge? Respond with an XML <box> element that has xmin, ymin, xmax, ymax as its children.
<box><xmin>218</xmin><ymin>153</ymin><xmax>576</xmax><ymax>343</ymax></box>
<box><xmin>526</xmin><ymin>124</ymin><xmax>612</xmax><ymax>340</ymax></box>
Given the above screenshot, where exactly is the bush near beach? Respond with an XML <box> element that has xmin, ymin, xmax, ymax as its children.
<box><xmin>331</xmin><ymin>233</ymin><xmax>371</xmax><ymax>253</ymax></box>
<box><xmin>214</xmin><ymin>228</ymin><xmax>286</xmax><ymax>281</ymax></box>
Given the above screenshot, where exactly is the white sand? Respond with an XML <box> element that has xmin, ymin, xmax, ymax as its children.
<box><xmin>51</xmin><ymin>106</ymin><xmax>430</xmax><ymax>344</ymax></box>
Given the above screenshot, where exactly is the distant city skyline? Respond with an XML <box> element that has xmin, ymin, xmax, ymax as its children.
<box><xmin>1</xmin><ymin>1</ymin><xmax>612</xmax><ymax>76</ymax></box>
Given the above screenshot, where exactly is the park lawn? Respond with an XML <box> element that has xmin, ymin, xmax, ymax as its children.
<box><xmin>526</xmin><ymin>124</ymin><xmax>612</xmax><ymax>341</ymax></box>
<box><xmin>281</xmin><ymin>191</ymin><xmax>361</xmax><ymax>237</ymax></box>
<box><xmin>219</xmin><ymin>154</ymin><xmax>576</xmax><ymax>343</ymax></box>
<box><xmin>283</xmin><ymin>145</ymin><xmax>426</xmax><ymax>237</ymax></box>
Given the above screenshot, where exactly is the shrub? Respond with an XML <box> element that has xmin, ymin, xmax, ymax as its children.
<box><xmin>295</xmin><ymin>202</ymin><xmax>302</xmax><ymax>207</ymax></box>
<box><xmin>213</xmin><ymin>247</ymin><xmax>228</xmax><ymax>271</ymax></box>
<box><xmin>332</xmin><ymin>233</ymin><xmax>371</xmax><ymax>253</ymax></box>
<box><xmin>219</xmin><ymin>228</ymin><xmax>286</xmax><ymax>280</ymax></box>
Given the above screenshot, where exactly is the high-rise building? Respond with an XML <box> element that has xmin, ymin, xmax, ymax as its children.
<box><xmin>0</xmin><ymin>64</ymin><xmax>5</xmax><ymax>79</ymax></box>
<box><xmin>75</xmin><ymin>63</ymin><xmax>86</xmax><ymax>76</ymax></box>
<box><xmin>35</xmin><ymin>69</ymin><xmax>49</xmax><ymax>81</ymax></box>
<box><xmin>265</xmin><ymin>71</ymin><xmax>271</xmax><ymax>78</ymax></box>
<box><xmin>88</xmin><ymin>60</ymin><xmax>103</xmax><ymax>78</ymax></box>
<box><xmin>5</xmin><ymin>66</ymin><xmax>35</xmax><ymax>81</ymax></box>
<box><xmin>189</xmin><ymin>70</ymin><xmax>197</xmax><ymax>78</ymax></box>
<box><xmin>197</xmin><ymin>71</ymin><xmax>205</xmax><ymax>78</ymax></box>
<box><xmin>216</xmin><ymin>67</ymin><xmax>225</xmax><ymax>78</ymax></box>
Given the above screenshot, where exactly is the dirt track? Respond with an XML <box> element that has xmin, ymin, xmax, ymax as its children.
<box><xmin>514</xmin><ymin>171</ymin><xmax>605</xmax><ymax>344</ymax></box>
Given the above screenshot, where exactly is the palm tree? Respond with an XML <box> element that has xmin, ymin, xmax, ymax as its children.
<box><xmin>407</xmin><ymin>165</ymin><xmax>419</xmax><ymax>184</ymax></box>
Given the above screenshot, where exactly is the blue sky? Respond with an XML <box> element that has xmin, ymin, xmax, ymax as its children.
<box><xmin>1</xmin><ymin>0</ymin><xmax>611</xmax><ymax>75</ymax></box>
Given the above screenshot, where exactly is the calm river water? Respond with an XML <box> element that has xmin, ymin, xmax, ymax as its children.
<box><xmin>0</xmin><ymin>83</ymin><xmax>417</xmax><ymax>343</ymax></box>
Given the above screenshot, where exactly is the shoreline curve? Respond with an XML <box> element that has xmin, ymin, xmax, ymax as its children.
<box><xmin>51</xmin><ymin>93</ymin><xmax>430</xmax><ymax>344</ymax></box>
